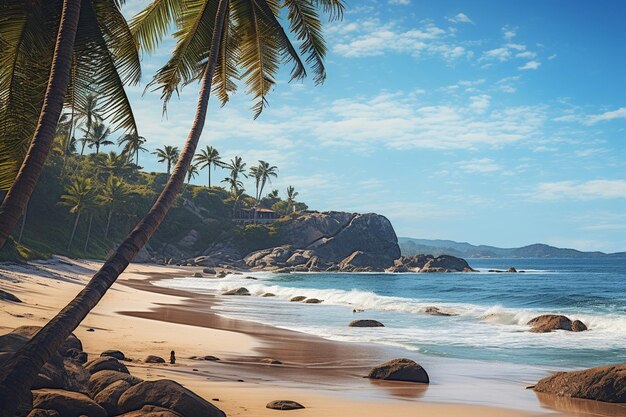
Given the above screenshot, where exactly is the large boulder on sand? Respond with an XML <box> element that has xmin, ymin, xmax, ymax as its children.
<box><xmin>145</xmin><ymin>355</ymin><xmax>166</xmax><ymax>364</ymax></box>
<box><xmin>349</xmin><ymin>319</ymin><xmax>384</xmax><ymax>328</ymax></box>
<box><xmin>117</xmin><ymin>379</ymin><xmax>225</xmax><ymax>416</ymax></box>
<box><xmin>266</xmin><ymin>400</ymin><xmax>305</xmax><ymax>410</ymax></box>
<box><xmin>367</xmin><ymin>358</ymin><xmax>429</xmax><ymax>383</ymax></box>
<box><xmin>533</xmin><ymin>364</ymin><xmax>626</xmax><ymax>403</ymax></box>
<box><xmin>85</xmin><ymin>356</ymin><xmax>129</xmax><ymax>374</ymax></box>
<box><xmin>88</xmin><ymin>370</ymin><xmax>142</xmax><ymax>397</ymax></box>
<box><xmin>527</xmin><ymin>315</ymin><xmax>588</xmax><ymax>333</ymax></box>
<box><xmin>100</xmin><ymin>350</ymin><xmax>125</xmax><ymax>361</ymax></box>
<box><xmin>117</xmin><ymin>405</ymin><xmax>184</xmax><ymax>417</ymax></box>
<box><xmin>93</xmin><ymin>380</ymin><xmax>133</xmax><ymax>415</ymax></box>
<box><xmin>31</xmin><ymin>389</ymin><xmax>107</xmax><ymax>417</ymax></box>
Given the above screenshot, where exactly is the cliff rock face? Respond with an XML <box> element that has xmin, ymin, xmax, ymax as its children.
<box><xmin>245</xmin><ymin>211</ymin><xmax>400</xmax><ymax>272</ymax></box>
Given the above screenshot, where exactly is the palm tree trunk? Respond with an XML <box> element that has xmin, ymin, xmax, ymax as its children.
<box><xmin>105</xmin><ymin>209</ymin><xmax>113</xmax><ymax>239</ymax></box>
<box><xmin>208</xmin><ymin>165</ymin><xmax>211</xmax><ymax>187</ymax></box>
<box><xmin>67</xmin><ymin>211</ymin><xmax>81</xmax><ymax>252</ymax></box>
<box><xmin>17</xmin><ymin>201</ymin><xmax>29</xmax><ymax>244</ymax></box>
<box><xmin>0</xmin><ymin>2</ymin><xmax>228</xmax><ymax>414</ymax></box>
<box><xmin>0</xmin><ymin>0</ymin><xmax>81</xmax><ymax>251</ymax></box>
<box><xmin>84</xmin><ymin>212</ymin><xmax>93</xmax><ymax>252</ymax></box>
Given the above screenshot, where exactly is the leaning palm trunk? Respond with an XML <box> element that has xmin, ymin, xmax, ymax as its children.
<box><xmin>0</xmin><ymin>0</ymin><xmax>82</xmax><ymax>251</ymax></box>
<box><xmin>0</xmin><ymin>1</ymin><xmax>228</xmax><ymax>414</ymax></box>
<box><xmin>83</xmin><ymin>212</ymin><xmax>94</xmax><ymax>252</ymax></box>
<box><xmin>67</xmin><ymin>211</ymin><xmax>81</xmax><ymax>251</ymax></box>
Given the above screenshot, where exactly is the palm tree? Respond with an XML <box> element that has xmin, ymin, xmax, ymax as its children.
<box><xmin>0</xmin><ymin>1</ymin><xmax>342</xmax><ymax>412</ymax></box>
<box><xmin>58</xmin><ymin>177</ymin><xmax>93</xmax><ymax>251</ymax></box>
<box><xmin>194</xmin><ymin>146</ymin><xmax>225</xmax><ymax>187</ymax></box>
<box><xmin>286</xmin><ymin>185</ymin><xmax>299</xmax><ymax>213</ymax></box>
<box><xmin>187</xmin><ymin>164</ymin><xmax>199</xmax><ymax>184</ymax></box>
<box><xmin>84</xmin><ymin>122</ymin><xmax>113</xmax><ymax>155</ymax></box>
<box><xmin>153</xmin><ymin>145</ymin><xmax>180</xmax><ymax>177</ymax></box>
<box><xmin>256</xmin><ymin>160</ymin><xmax>278</xmax><ymax>203</ymax></box>
<box><xmin>249</xmin><ymin>166</ymin><xmax>262</xmax><ymax>201</ymax></box>
<box><xmin>76</xmin><ymin>95</ymin><xmax>103</xmax><ymax>155</ymax></box>
<box><xmin>225</xmin><ymin>156</ymin><xmax>248</xmax><ymax>183</ymax></box>
<box><xmin>221</xmin><ymin>176</ymin><xmax>244</xmax><ymax>195</ymax></box>
<box><xmin>0</xmin><ymin>0</ymin><xmax>141</xmax><ymax>252</ymax></box>
<box><xmin>97</xmin><ymin>152</ymin><xmax>132</xmax><ymax>180</ymax></box>
<box><xmin>97</xmin><ymin>176</ymin><xmax>129</xmax><ymax>239</ymax></box>
<box><xmin>118</xmin><ymin>132</ymin><xmax>148</xmax><ymax>165</ymax></box>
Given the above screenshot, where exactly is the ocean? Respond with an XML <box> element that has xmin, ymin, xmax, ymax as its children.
<box><xmin>155</xmin><ymin>258</ymin><xmax>626</xmax><ymax>370</ymax></box>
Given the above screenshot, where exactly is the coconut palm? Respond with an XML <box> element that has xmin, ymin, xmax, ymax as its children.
<box><xmin>225</xmin><ymin>156</ymin><xmax>248</xmax><ymax>183</ymax></box>
<box><xmin>58</xmin><ymin>177</ymin><xmax>93</xmax><ymax>251</ymax></box>
<box><xmin>286</xmin><ymin>185</ymin><xmax>299</xmax><ymax>213</ymax></box>
<box><xmin>0</xmin><ymin>0</ymin><xmax>141</xmax><ymax>252</ymax></box>
<box><xmin>84</xmin><ymin>122</ymin><xmax>114</xmax><ymax>155</ymax></box>
<box><xmin>97</xmin><ymin>152</ymin><xmax>133</xmax><ymax>180</ymax></box>
<box><xmin>76</xmin><ymin>94</ymin><xmax>103</xmax><ymax>155</ymax></box>
<box><xmin>97</xmin><ymin>176</ymin><xmax>129</xmax><ymax>239</ymax></box>
<box><xmin>221</xmin><ymin>176</ymin><xmax>244</xmax><ymax>195</ymax></box>
<box><xmin>187</xmin><ymin>164</ymin><xmax>199</xmax><ymax>184</ymax></box>
<box><xmin>194</xmin><ymin>146</ymin><xmax>225</xmax><ymax>187</ymax></box>
<box><xmin>249</xmin><ymin>165</ymin><xmax>262</xmax><ymax>201</ymax></box>
<box><xmin>256</xmin><ymin>160</ymin><xmax>278</xmax><ymax>203</ymax></box>
<box><xmin>0</xmin><ymin>1</ymin><xmax>342</xmax><ymax>411</ymax></box>
<box><xmin>153</xmin><ymin>145</ymin><xmax>180</xmax><ymax>177</ymax></box>
<box><xmin>118</xmin><ymin>132</ymin><xmax>148</xmax><ymax>165</ymax></box>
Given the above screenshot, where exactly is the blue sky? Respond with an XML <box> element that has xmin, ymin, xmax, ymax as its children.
<box><xmin>119</xmin><ymin>0</ymin><xmax>626</xmax><ymax>252</ymax></box>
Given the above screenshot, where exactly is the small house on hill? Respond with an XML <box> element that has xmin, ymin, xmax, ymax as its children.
<box><xmin>233</xmin><ymin>207</ymin><xmax>279</xmax><ymax>224</ymax></box>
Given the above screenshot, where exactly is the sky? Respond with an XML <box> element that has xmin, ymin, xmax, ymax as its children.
<box><xmin>119</xmin><ymin>0</ymin><xmax>626</xmax><ymax>252</ymax></box>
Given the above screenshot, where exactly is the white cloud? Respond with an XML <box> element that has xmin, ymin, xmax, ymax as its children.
<box><xmin>532</xmin><ymin>180</ymin><xmax>626</xmax><ymax>200</ymax></box>
<box><xmin>519</xmin><ymin>60</ymin><xmax>541</xmax><ymax>70</ymax></box>
<box><xmin>481</xmin><ymin>47</ymin><xmax>511</xmax><ymax>62</ymax></box>
<box><xmin>502</xmin><ymin>27</ymin><xmax>517</xmax><ymax>40</ymax></box>
<box><xmin>448</xmin><ymin>13</ymin><xmax>473</xmax><ymax>24</ymax></box>
<box><xmin>469</xmin><ymin>94</ymin><xmax>491</xmax><ymax>112</ymax></box>
<box><xmin>331</xmin><ymin>19</ymin><xmax>470</xmax><ymax>62</ymax></box>
<box><xmin>587</xmin><ymin>107</ymin><xmax>626</xmax><ymax>124</ymax></box>
<box><xmin>457</xmin><ymin>158</ymin><xmax>502</xmax><ymax>173</ymax></box>
<box><xmin>389</xmin><ymin>0</ymin><xmax>410</xmax><ymax>4</ymax></box>
<box><xmin>516</xmin><ymin>51</ymin><xmax>536</xmax><ymax>59</ymax></box>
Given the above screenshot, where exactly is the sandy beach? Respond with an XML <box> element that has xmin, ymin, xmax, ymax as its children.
<box><xmin>2</xmin><ymin>258</ymin><xmax>625</xmax><ymax>417</ymax></box>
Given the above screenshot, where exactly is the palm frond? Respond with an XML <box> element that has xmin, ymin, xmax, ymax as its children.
<box><xmin>212</xmin><ymin>13</ymin><xmax>240</xmax><ymax>105</ymax></box>
<box><xmin>130</xmin><ymin>0</ymin><xmax>184</xmax><ymax>53</ymax></box>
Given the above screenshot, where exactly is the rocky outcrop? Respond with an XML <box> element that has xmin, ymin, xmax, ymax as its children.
<box><xmin>527</xmin><ymin>315</ymin><xmax>588</xmax><ymax>333</ymax></box>
<box><xmin>244</xmin><ymin>212</ymin><xmax>400</xmax><ymax>272</ymax></box>
<box><xmin>31</xmin><ymin>389</ymin><xmax>107</xmax><ymax>417</ymax></box>
<box><xmin>386</xmin><ymin>254</ymin><xmax>475</xmax><ymax>273</ymax></box>
<box><xmin>85</xmin><ymin>357</ymin><xmax>129</xmax><ymax>374</ymax></box>
<box><xmin>367</xmin><ymin>358</ymin><xmax>429</xmax><ymax>383</ymax></box>
<box><xmin>533</xmin><ymin>364</ymin><xmax>626</xmax><ymax>403</ymax></box>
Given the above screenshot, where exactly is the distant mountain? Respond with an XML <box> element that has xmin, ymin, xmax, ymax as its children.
<box><xmin>398</xmin><ymin>238</ymin><xmax>626</xmax><ymax>259</ymax></box>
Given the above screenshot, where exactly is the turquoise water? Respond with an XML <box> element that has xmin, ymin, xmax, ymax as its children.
<box><xmin>157</xmin><ymin>258</ymin><xmax>626</xmax><ymax>369</ymax></box>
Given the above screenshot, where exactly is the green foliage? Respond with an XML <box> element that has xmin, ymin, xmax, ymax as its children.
<box><xmin>234</xmin><ymin>224</ymin><xmax>279</xmax><ymax>254</ymax></box>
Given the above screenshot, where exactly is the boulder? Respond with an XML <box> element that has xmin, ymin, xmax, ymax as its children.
<box><xmin>100</xmin><ymin>350</ymin><xmax>125</xmax><ymax>361</ymax></box>
<box><xmin>88</xmin><ymin>370</ymin><xmax>142</xmax><ymax>397</ymax></box>
<box><xmin>349</xmin><ymin>319</ymin><xmax>384</xmax><ymax>328</ymax></box>
<box><xmin>0</xmin><ymin>289</ymin><xmax>22</xmax><ymax>302</ymax></box>
<box><xmin>262</xmin><ymin>293</ymin><xmax>276</xmax><ymax>297</ymax></box>
<box><xmin>222</xmin><ymin>287</ymin><xmax>250</xmax><ymax>296</ymax></box>
<box><xmin>64</xmin><ymin>348</ymin><xmax>88</xmax><ymax>364</ymax></box>
<box><xmin>193</xmin><ymin>272</ymin><xmax>203</xmax><ymax>278</ymax></box>
<box><xmin>61</xmin><ymin>359</ymin><xmax>91</xmax><ymax>394</ymax></box>
<box><xmin>367</xmin><ymin>358</ymin><xmax>429</xmax><ymax>383</ymax></box>
<box><xmin>31</xmin><ymin>389</ymin><xmax>107</xmax><ymax>417</ymax></box>
<box><xmin>304</xmin><ymin>298</ymin><xmax>322</xmax><ymax>304</ymax></box>
<box><xmin>27</xmin><ymin>410</ymin><xmax>60</xmax><ymax>417</ymax></box>
<box><xmin>572</xmin><ymin>320</ymin><xmax>588</xmax><ymax>332</ymax></box>
<box><xmin>527</xmin><ymin>315</ymin><xmax>588</xmax><ymax>333</ymax></box>
<box><xmin>117</xmin><ymin>405</ymin><xmax>184</xmax><ymax>417</ymax></box>
<box><xmin>93</xmin><ymin>379</ymin><xmax>133</xmax><ymax>415</ymax></box>
<box><xmin>261</xmin><ymin>358</ymin><xmax>283</xmax><ymax>365</ymax></box>
<box><xmin>117</xmin><ymin>379</ymin><xmax>226</xmax><ymax>417</ymax></box>
<box><xmin>266</xmin><ymin>400</ymin><xmax>305</xmax><ymax>410</ymax></box>
<box><xmin>507</xmin><ymin>267</ymin><xmax>518</xmax><ymax>273</ymax></box>
<box><xmin>145</xmin><ymin>355</ymin><xmax>166</xmax><ymax>364</ymax></box>
<box><xmin>202</xmin><ymin>268</ymin><xmax>216</xmax><ymax>274</ymax></box>
<box><xmin>85</xmin><ymin>357</ymin><xmax>129</xmax><ymax>374</ymax></box>
<box><xmin>533</xmin><ymin>364</ymin><xmax>626</xmax><ymax>403</ymax></box>
<box><xmin>290</xmin><ymin>296</ymin><xmax>306</xmax><ymax>302</ymax></box>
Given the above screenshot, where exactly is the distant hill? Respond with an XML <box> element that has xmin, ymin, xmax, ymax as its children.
<box><xmin>398</xmin><ymin>238</ymin><xmax>626</xmax><ymax>259</ymax></box>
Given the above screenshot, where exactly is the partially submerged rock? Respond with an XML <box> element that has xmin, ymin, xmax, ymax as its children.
<box><xmin>533</xmin><ymin>364</ymin><xmax>626</xmax><ymax>403</ymax></box>
<box><xmin>31</xmin><ymin>389</ymin><xmax>107</xmax><ymax>417</ymax></box>
<box><xmin>527</xmin><ymin>315</ymin><xmax>588</xmax><ymax>333</ymax></box>
<box><xmin>262</xmin><ymin>293</ymin><xmax>276</xmax><ymax>297</ymax></box>
<box><xmin>349</xmin><ymin>319</ymin><xmax>384</xmax><ymax>328</ymax></box>
<box><xmin>290</xmin><ymin>296</ymin><xmax>306</xmax><ymax>302</ymax></box>
<box><xmin>117</xmin><ymin>379</ymin><xmax>226</xmax><ymax>417</ymax></box>
<box><xmin>304</xmin><ymin>298</ymin><xmax>322</xmax><ymax>304</ymax></box>
<box><xmin>222</xmin><ymin>287</ymin><xmax>250</xmax><ymax>296</ymax></box>
<box><xmin>423</xmin><ymin>306</ymin><xmax>458</xmax><ymax>316</ymax></box>
<box><xmin>266</xmin><ymin>400</ymin><xmax>305</xmax><ymax>410</ymax></box>
<box><xmin>367</xmin><ymin>358</ymin><xmax>429</xmax><ymax>383</ymax></box>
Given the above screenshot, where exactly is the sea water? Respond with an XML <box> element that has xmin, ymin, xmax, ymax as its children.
<box><xmin>155</xmin><ymin>258</ymin><xmax>626</xmax><ymax>370</ymax></box>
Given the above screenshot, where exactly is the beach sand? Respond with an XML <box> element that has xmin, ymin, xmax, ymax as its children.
<box><xmin>1</xmin><ymin>258</ymin><xmax>624</xmax><ymax>417</ymax></box>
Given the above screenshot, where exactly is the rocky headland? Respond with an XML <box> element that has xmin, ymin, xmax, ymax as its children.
<box><xmin>137</xmin><ymin>211</ymin><xmax>474</xmax><ymax>273</ymax></box>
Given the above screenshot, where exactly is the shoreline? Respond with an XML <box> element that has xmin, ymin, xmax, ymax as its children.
<box><xmin>1</xmin><ymin>258</ymin><xmax>625</xmax><ymax>416</ymax></box>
